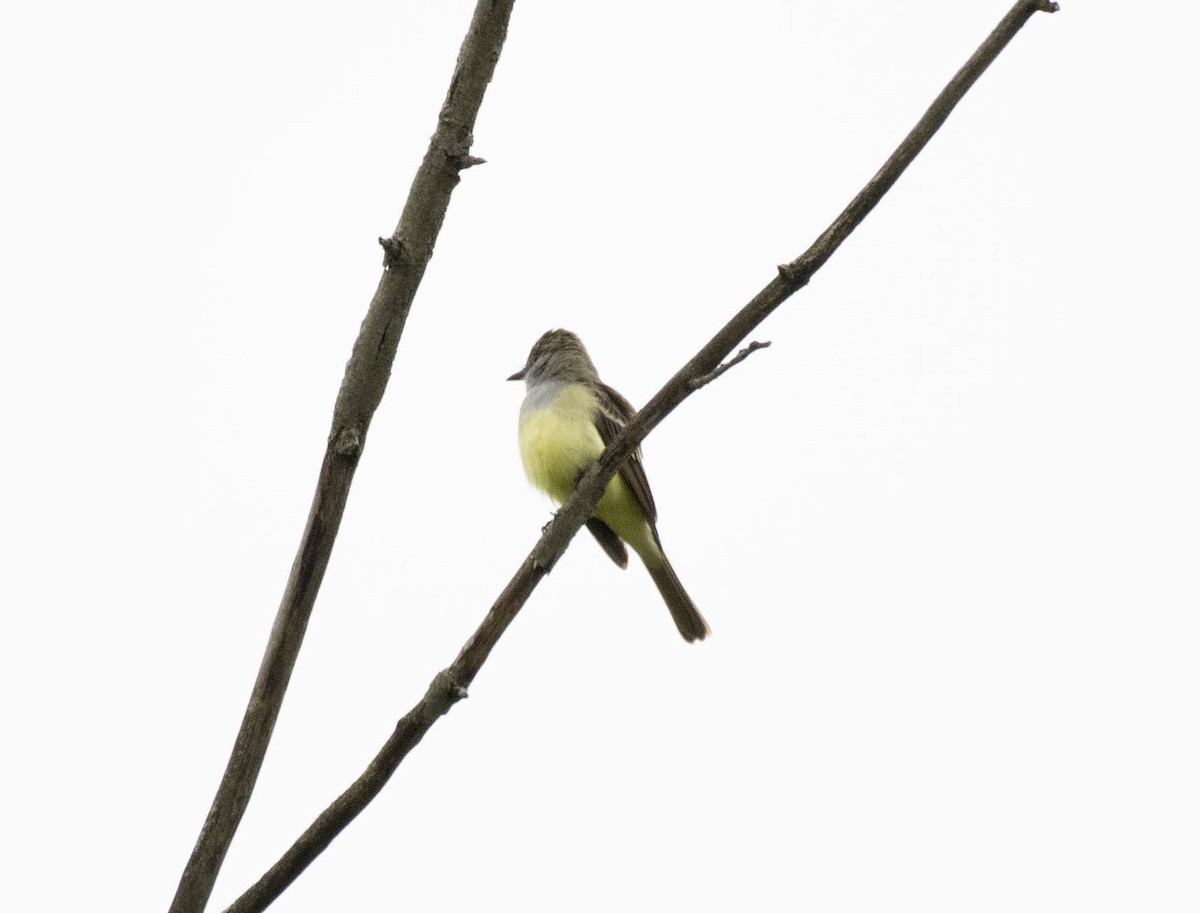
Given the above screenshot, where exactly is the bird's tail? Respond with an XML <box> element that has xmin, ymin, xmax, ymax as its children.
<box><xmin>646</xmin><ymin>553</ymin><xmax>710</xmax><ymax>643</ymax></box>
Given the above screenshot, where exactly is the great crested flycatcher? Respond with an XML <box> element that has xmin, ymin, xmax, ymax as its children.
<box><xmin>509</xmin><ymin>329</ymin><xmax>709</xmax><ymax>642</ymax></box>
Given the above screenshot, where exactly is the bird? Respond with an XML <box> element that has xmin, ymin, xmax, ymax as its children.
<box><xmin>508</xmin><ymin>329</ymin><xmax>709</xmax><ymax>642</ymax></box>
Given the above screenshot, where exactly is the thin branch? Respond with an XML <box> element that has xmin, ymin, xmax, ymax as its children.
<box><xmin>166</xmin><ymin>3</ymin><xmax>517</xmax><ymax>912</ymax></box>
<box><xmin>220</xmin><ymin>3</ymin><xmax>1058</xmax><ymax>910</ymax></box>
<box><xmin>537</xmin><ymin>0</ymin><xmax>1059</xmax><ymax>572</ymax></box>
<box><xmin>687</xmin><ymin>340</ymin><xmax>771</xmax><ymax>390</ymax></box>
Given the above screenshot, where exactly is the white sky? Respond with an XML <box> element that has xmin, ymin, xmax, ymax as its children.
<box><xmin>3</xmin><ymin>2</ymin><xmax>1197</xmax><ymax>911</ymax></box>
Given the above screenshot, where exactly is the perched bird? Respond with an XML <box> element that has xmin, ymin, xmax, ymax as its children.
<box><xmin>508</xmin><ymin>329</ymin><xmax>709</xmax><ymax>642</ymax></box>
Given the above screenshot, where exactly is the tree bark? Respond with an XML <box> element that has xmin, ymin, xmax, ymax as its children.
<box><xmin>219</xmin><ymin>3</ymin><xmax>1059</xmax><ymax>911</ymax></box>
<box><xmin>167</xmin><ymin>3</ymin><xmax>517</xmax><ymax>912</ymax></box>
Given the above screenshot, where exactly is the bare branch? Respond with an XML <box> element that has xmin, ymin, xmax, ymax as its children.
<box><xmin>219</xmin><ymin>3</ymin><xmax>1058</xmax><ymax>910</ymax></box>
<box><xmin>687</xmin><ymin>340</ymin><xmax>771</xmax><ymax>391</ymax></box>
<box><xmin>166</xmin><ymin>3</ymin><xmax>517</xmax><ymax>912</ymax></box>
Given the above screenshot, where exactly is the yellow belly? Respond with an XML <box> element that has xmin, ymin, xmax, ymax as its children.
<box><xmin>517</xmin><ymin>384</ymin><xmax>656</xmax><ymax>559</ymax></box>
<box><xmin>518</xmin><ymin>384</ymin><xmax>605</xmax><ymax>504</ymax></box>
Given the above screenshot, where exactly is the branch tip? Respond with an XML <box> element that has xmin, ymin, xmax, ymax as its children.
<box><xmin>456</xmin><ymin>154</ymin><xmax>487</xmax><ymax>170</ymax></box>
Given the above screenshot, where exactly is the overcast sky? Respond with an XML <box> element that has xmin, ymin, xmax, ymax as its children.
<box><xmin>3</xmin><ymin>2</ymin><xmax>1197</xmax><ymax>911</ymax></box>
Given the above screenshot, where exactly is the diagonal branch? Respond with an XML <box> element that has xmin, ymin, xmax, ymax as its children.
<box><xmin>219</xmin><ymin>2</ymin><xmax>1058</xmax><ymax>910</ymax></box>
<box><xmin>167</xmin><ymin>3</ymin><xmax>518</xmax><ymax>912</ymax></box>
<box><xmin>536</xmin><ymin>0</ymin><xmax>1059</xmax><ymax>575</ymax></box>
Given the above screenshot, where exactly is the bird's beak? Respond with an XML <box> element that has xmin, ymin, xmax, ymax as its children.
<box><xmin>507</xmin><ymin>369</ymin><xmax>526</xmax><ymax>382</ymax></box>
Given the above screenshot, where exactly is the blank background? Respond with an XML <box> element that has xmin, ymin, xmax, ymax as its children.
<box><xmin>3</xmin><ymin>2</ymin><xmax>1196</xmax><ymax>911</ymax></box>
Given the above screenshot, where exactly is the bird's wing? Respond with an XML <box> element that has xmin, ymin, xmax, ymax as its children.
<box><xmin>593</xmin><ymin>381</ymin><xmax>658</xmax><ymax>526</ymax></box>
<box><xmin>585</xmin><ymin>517</ymin><xmax>629</xmax><ymax>568</ymax></box>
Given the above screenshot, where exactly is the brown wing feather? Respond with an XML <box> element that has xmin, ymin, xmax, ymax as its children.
<box><xmin>585</xmin><ymin>517</ymin><xmax>629</xmax><ymax>568</ymax></box>
<box><xmin>593</xmin><ymin>382</ymin><xmax>658</xmax><ymax>527</ymax></box>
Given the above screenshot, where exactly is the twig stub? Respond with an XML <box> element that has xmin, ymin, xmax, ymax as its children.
<box><xmin>378</xmin><ymin>236</ymin><xmax>404</xmax><ymax>270</ymax></box>
<box><xmin>688</xmin><ymin>340</ymin><xmax>772</xmax><ymax>390</ymax></box>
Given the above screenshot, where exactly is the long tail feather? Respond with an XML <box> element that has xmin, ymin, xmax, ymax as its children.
<box><xmin>646</xmin><ymin>554</ymin><xmax>710</xmax><ymax>642</ymax></box>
